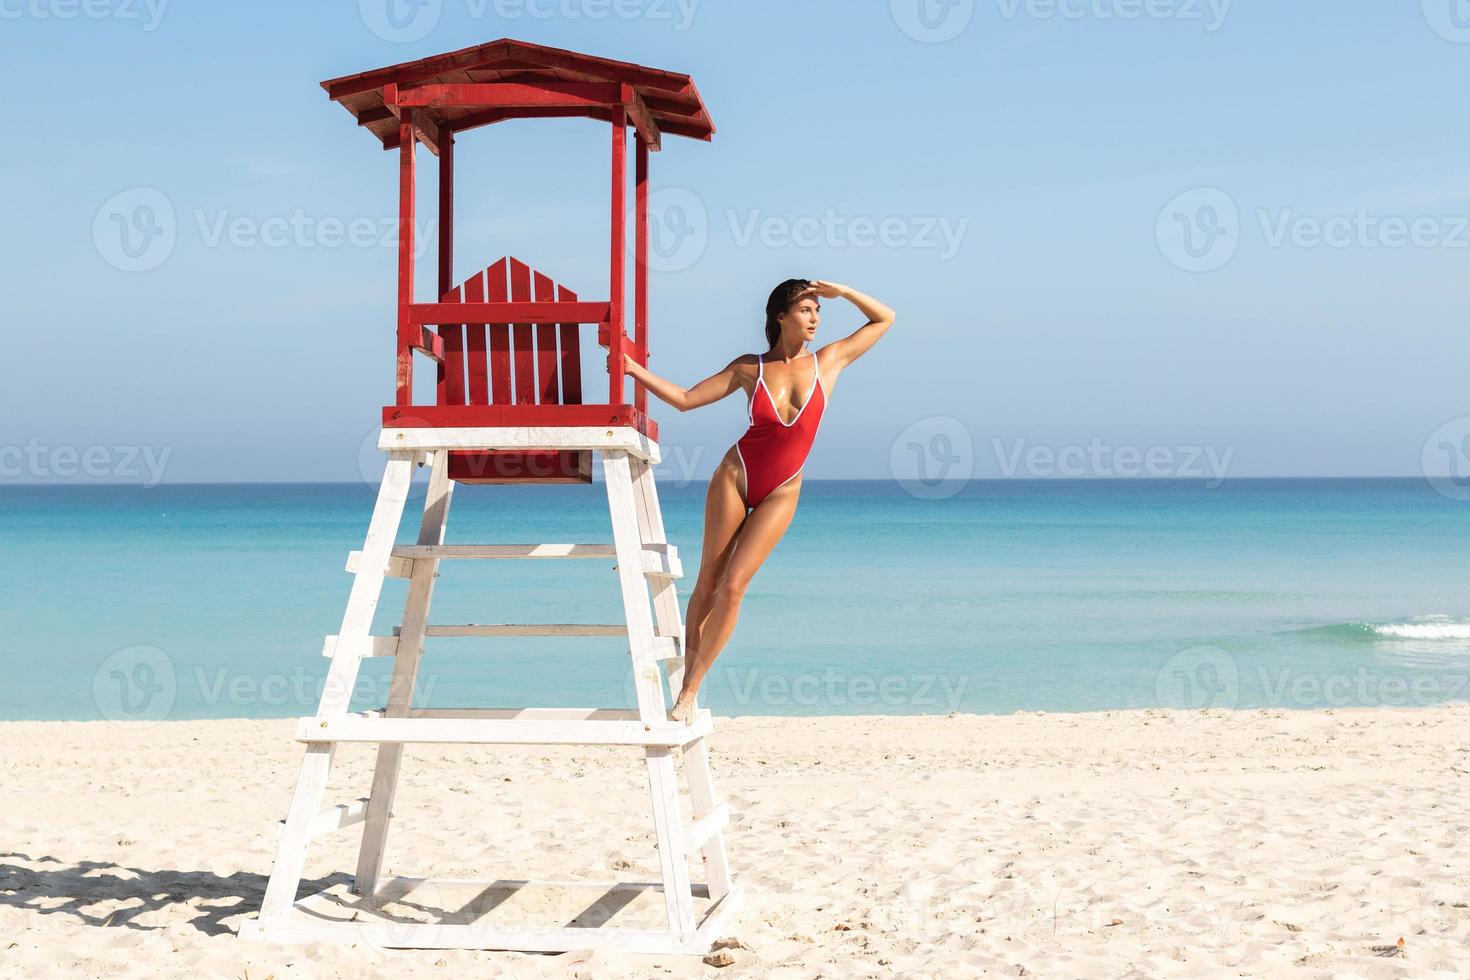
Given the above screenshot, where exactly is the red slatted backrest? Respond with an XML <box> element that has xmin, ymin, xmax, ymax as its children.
<box><xmin>436</xmin><ymin>256</ymin><xmax>584</xmax><ymax>407</ymax></box>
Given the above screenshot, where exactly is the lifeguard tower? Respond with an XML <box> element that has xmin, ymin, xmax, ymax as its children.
<box><xmin>239</xmin><ymin>39</ymin><xmax>739</xmax><ymax>955</ymax></box>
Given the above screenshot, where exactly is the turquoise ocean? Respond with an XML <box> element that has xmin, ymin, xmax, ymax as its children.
<box><xmin>4</xmin><ymin>478</ymin><xmax>1470</xmax><ymax>721</ymax></box>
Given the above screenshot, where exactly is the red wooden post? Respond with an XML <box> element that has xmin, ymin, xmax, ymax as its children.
<box><xmin>395</xmin><ymin>98</ymin><xmax>417</xmax><ymax>407</ymax></box>
<box><xmin>436</xmin><ymin>130</ymin><xmax>455</xmax><ymax>406</ymax></box>
<box><xmin>608</xmin><ymin>105</ymin><xmax>626</xmax><ymax>406</ymax></box>
<box><xmin>634</xmin><ymin>130</ymin><xmax>649</xmax><ymax>419</ymax></box>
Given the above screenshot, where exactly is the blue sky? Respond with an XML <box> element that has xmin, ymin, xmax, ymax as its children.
<box><xmin>4</xmin><ymin>0</ymin><xmax>1469</xmax><ymax>483</ymax></box>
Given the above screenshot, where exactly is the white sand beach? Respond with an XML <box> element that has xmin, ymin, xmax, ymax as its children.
<box><xmin>4</xmin><ymin>706</ymin><xmax>1469</xmax><ymax>978</ymax></box>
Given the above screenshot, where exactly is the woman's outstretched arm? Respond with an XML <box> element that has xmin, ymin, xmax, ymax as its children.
<box><xmin>620</xmin><ymin>352</ymin><xmax>745</xmax><ymax>413</ymax></box>
<box><xmin>810</xmin><ymin>280</ymin><xmax>896</xmax><ymax>369</ymax></box>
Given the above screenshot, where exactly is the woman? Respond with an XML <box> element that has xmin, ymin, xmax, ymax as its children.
<box><xmin>621</xmin><ymin>278</ymin><xmax>896</xmax><ymax>722</ymax></box>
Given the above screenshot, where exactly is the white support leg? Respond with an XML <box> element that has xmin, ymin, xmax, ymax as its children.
<box><xmin>602</xmin><ymin>449</ymin><xmax>698</xmax><ymax>941</ymax></box>
<box><xmin>354</xmin><ymin>449</ymin><xmax>456</xmax><ymax>895</ymax></box>
<box><xmin>257</xmin><ymin>450</ymin><xmax>419</xmax><ymax>921</ymax></box>
<box><xmin>628</xmin><ymin>455</ymin><xmax>734</xmax><ymax>903</ymax></box>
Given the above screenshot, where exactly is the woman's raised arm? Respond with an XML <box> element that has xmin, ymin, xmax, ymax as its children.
<box><xmin>620</xmin><ymin>353</ymin><xmax>746</xmax><ymax>413</ymax></box>
<box><xmin>810</xmin><ymin>280</ymin><xmax>896</xmax><ymax>370</ymax></box>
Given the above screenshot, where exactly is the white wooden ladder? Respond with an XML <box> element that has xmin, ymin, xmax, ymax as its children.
<box><xmin>238</xmin><ymin>431</ymin><xmax>740</xmax><ymax>954</ymax></box>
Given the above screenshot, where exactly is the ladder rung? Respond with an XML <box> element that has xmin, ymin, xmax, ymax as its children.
<box><xmin>651</xmin><ymin>637</ymin><xmax>681</xmax><ymax>662</ymax></box>
<box><xmin>394</xmin><ymin>544</ymin><xmax>618</xmax><ymax>560</ymax></box>
<box><xmin>396</xmin><ymin>624</ymin><xmax>626</xmax><ymax>638</ymax></box>
<box><xmin>297</xmin><ymin>710</ymin><xmax>713</xmax><ymax>747</ymax></box>
<box><xmin>686</xmin><ymin>803</ymin><xmax>730</xmax><ymax>853</ymax></box>
<box><xmin>640</xmin><ymin>544</ymin><xmax>682</xmax><ymax>579</ymax></box>
<box><xmin>322</xmin><ymin>634</ymin><xmax>401</xmax><ymax>659</ymax></box>
<box><xmin>346</xmin><ymin>550</ymin><xmax>415</xmax><ymax>579</ymax></box>
<box><xmin>274</xmin><ymin>797</ymin><xmax>371</xmax><ymax>845</ymax></box>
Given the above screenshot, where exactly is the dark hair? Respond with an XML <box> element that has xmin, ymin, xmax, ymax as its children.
<box><xmin>763</xmin><ymin>278</ymin><xmax>814</xmax><ymax>349</ymax></box>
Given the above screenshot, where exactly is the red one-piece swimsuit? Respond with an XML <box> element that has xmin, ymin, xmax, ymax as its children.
<box><xmin>735</xmin><ymin>347</ymin><xmax>827</xmax><ymax>510</ymax></box>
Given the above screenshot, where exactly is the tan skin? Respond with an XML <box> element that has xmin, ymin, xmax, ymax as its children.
<box><xmin>620</xmin><ymin>280</ymin><xmax>896</xmax><ymax>722</ymax></box>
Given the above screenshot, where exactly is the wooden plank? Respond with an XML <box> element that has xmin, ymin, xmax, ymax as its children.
<box><xmin>633</xmin><ymin>132</ymin><xmax>649</xmax><ymax>419</ymax></box>
<box><xmin>356</xmin><ymin>449</ymin><xmax>456</xmax><ymax>896</ymax></box>
<box><xmin>248</xmin><ymin>899</ymin><xmax>746</xmax><ymax>952</ymax></box>
<box><xmin>601</xmin><ymin>449</ymin><xmax>699</xmax><ymax>938</ymax></box>
<box><xmin>623</xmin><ymin>82</ymin><xmax>662</xmax><ymax>152</ymax></box>
<box><xmin>271</xmin><ymin>797</ymin><xmax>371</xmax><ymax>845</ymax></box>
<box><xmin>509</xmin><ymin>258</ymin><xmax>535</xmax><ymax>405</ymax></box>
<box><xmin>534</xmin><ymin>270</ymin><xmax>559</xmax><ymax>404</ymax></box>
<box><xmin>629</xmin><ymin>453</ymin><xmax>734</xmax><ymax>902</ymax></box>
<box><xmin>321</xmin><ymin>634</ymin><xmax>401</xmax><ymax>659</ymax></box>
<box><xmin>395</xmin><ymin>110</ymin><xmax>417</xmax><ymax>406</ymax></box>
<box><xmin>558</xmin><ymin>283</ymin><xmax>583</xmax><ymax>405</ymax></box>
<box><xmin>258</xmin><ymin>451</ymin><xmax>417</xmax><ymax>921</ymax></box>
<box><xmin>639</xmin><ymin>543</ymin><xmax>683</xmax><ymax>579</ymax></box>
<box><xmin>377</xmin><ymin>420</ymin><xmax>660</xmax><ymax>458</ymax></box>
<box><xmin>345</xmin><ymin>550</ymin><xmax>414</xmax><ymax>578</ymax></box>
<box><xmin>685</xmin><ymin>804</ymin><xmax>729</xmax><ymax>854</ymax></box>
<box><xmin>296</xmin><ymin>711</ymin><xmax>713</xmax><ymax>747</ymax></box>
<box><xmin>403</xmin><ymin>624</ymin><xmax>627</xmax><ymax>637</ymax></box>
<box><xmin>463</xmin><ymin>267</ymin><xmax>490</xmax><ymax>405</ymax></box>
<box><xmin>393</xmin><ymin>543</ymin><xmax>616</xmax><ymax>559</ymax></box>
<box><xmin>399</xmin><ymin>323</ymin><xmax>444</xmax><ymax>362</ymax></box>
<box><xmin>396</xmin><ymin>81</ymin><xmax>620</xmax><ymax>108</ymax></box>
<box><xmin>435</xmin><ymin>132</ymin><xmax>455</xmax><ymax>406</ymax></box>
<box><xmin>608</xmin><ymin>108</ymin><xmax>627</xmax><ymax>406</ymax></box>
<box><xmin>487</xmin><ymin>259</ymin><xmax>512</xmax><ymax>405</ymax></box>
<box><xmin>439</xmin><ymin>284</ymin><xmax>466</xmax><ymax>406</ymax></box>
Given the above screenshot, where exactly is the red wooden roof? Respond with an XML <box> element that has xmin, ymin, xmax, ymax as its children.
<box><xmin>320</xmin><ymin>38</ymin><xmax>715</xmax><ymax>149</ymax></box>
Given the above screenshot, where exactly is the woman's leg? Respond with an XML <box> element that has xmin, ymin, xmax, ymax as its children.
<box><xmin>671</xmin><ymin>476</ymin><xmax>800</xmax><ymax>722</ymax></box>
<box><xmin>684</xmin><ymin>457</ymin><xmax>748</xmax><ymax>674</ymax></box>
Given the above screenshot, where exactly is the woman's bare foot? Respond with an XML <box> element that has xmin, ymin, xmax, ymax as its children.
<box><xmin>669</xmin><ymin>691</ymin><xmax>698</xmax><ymax>725</ymax></box>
